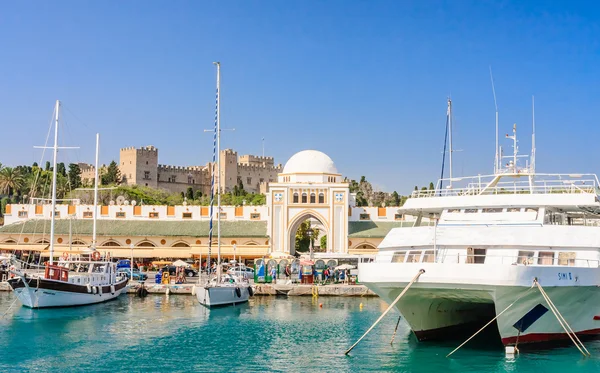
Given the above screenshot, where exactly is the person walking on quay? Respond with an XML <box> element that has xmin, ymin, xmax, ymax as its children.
<box><xmin>270</xmin><ymin>266</ymin><xmax>277</xmax><ymax>283</ymax></box>
<box><xmin>323</xmin><ymin>267</ymin><xmax>330</xmax><ymax>284</ymax></box>
<box><xmin>284</xmin><ymin>264</ymin><xmax>291</xmax><ymax>279</ymax></box>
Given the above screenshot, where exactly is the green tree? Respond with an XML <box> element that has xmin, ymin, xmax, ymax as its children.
<box><xmin>391</xmin><ymin>191</ymin><xmax>400</xmax><ymax>206</ymax></box>
<box><xmin>101</xmin><ymin>161</ymin><xmax>121</xmax><ymax>185</ymax></box>
<box><xmin>67</xmin><ymin>163</ymin><xmax>82</xmax><ymax>190</ymax></box>
<box><xmin>194</xmin><ymin>190</ymin><xmax>203</xmax><ymax>200</ymax></box>
<box><xmin>295</xmin><ymin>221</ymin><xmax>320</xmax><ymax>253</ymax></box>
<box><xmin>429</xmin><ymin>182</ymin><xmax>434</xmax><ymax>190</ymax></box>
<box><xmin>186</xmin><ymin>187</ymin><xmax>194</xmax><ymax>201</ymax></box>
<box><xmin>57</xmin><ymin>162</ymin><xmax>66</xmax><ymax>177</ymax></box>
<box><xmin>414</xmin><ymin>186</ymin><xmax>418</xmax><ymax>191</ymax></box>
<box><xmin>45</xmin><ymin>161</ymin><xmax>51</xmax><ymax>171</ymax></box>
<box><xmin>0</xmin><ymin>167</ymin><xmax>24</xmax><ymax>196</ymax></box>
<box><xmin>320</xmin><ymin>235</ymin><xmax>327</xmax><ymax>250</ymax></box>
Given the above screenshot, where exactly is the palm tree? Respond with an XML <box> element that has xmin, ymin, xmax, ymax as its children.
<box><xmin>0</xmin><ymin>167</ymin><xmax>24</xmax><ymax>196</ymax></box>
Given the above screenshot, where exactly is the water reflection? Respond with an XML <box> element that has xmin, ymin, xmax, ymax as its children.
<box><xmin>1</xmin><ymin>292</ymin><xmax>600</xmax><ymax>372</ymax></box>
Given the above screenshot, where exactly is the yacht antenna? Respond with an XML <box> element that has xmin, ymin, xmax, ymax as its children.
<box><xmin>92</xmin><ymin>133</ymin><xmax>100</xmax><ymax>249</ymax></box>
<box><xmin>448</xmin><ymin>98</ymin><xmax>453</xmax><ymax>188</ymax></box>
<box><xmin>531</xmin><ymin>95</ymin><xmax>536</xmax><ymax>173</ymax></box>
<box><xmin>505</xmin><ymin>124</ymin><xmax>518</xmax><ymax>173</ymax></box>
<box><xmin>489</xmin><ymin>66</ymin><xmax>499</xmax><ymax>174</ymax></box>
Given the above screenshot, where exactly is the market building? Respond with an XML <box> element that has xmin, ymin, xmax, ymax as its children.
<box><xmin>0</xmin><ymin>150</ymin><xmax>417</xmax><ymax>263</ymax></box>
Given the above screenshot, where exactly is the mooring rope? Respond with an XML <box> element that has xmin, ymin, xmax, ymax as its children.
<box><xmin>534</xmin><ymin>279</ymin><xmax>590</xmax><ymax>356</ymax></box>
<box><xmin>390</xmin><ymin>315</ymin><xmax>402</xmax><ymax>345</ymax></box>
<box><xmin>1</xmin><ymin>296</ymin><xmax>19</xmax><ymax>318</ymax></box>
<box><xmin>345</xmin><ymin>269</ymin><xmax>425</xmax><ymax>355</ymax></box>
<box><xmin>447</xmin><ymin>283</ymin><xmax>535</xmax><ymax>358</ymax></box>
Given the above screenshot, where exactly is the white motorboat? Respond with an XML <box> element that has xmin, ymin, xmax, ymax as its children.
<box><xmin>360</xmin><ymin>101</ymin><xmax>600</xmax><ymax>349</ymax></box>
<box><xmin>7</xmin><ymin>102</ymin><xmax>128</xmax><ymax>308</ymax></box>
<box><xmin>195</xmin><ymin>62</ymin><xmax>254</xmax><ymax>308</ymax></box>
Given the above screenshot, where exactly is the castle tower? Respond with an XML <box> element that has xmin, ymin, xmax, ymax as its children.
<box><xmin>119</xmin><ymin>146</ymin><xmax>158</xmax><ymax>188</ymax></box>
<box><xmin>219</xmin><ymin>149</ymin><xmax>238</xmax><ymax>193</ymax></box>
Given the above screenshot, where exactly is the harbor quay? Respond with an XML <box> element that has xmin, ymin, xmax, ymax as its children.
<box><xmin>0</xmin><ymin>279</ymin><xmax>376</xmax><ymax>297</ymax></box>
<box><xmin>123</xmin><ymin>281</ymin><xmax>377</xmax><ymax>297</ymax></box>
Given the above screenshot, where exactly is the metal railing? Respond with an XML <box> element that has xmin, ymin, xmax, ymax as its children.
<box><xmin>411</xmin><ymin>173</ymin><xmax>600</xmax><ymax>198</ymax></box>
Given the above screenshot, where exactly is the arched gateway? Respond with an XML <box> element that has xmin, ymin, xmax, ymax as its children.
<box><xmin>267</xmin><ymin>150</ymin><xmax>349</xmax><ymax>255</ymax></box>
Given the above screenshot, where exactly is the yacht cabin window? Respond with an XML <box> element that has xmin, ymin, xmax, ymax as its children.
<box><xmin>406</xmin><ymin>252</ymin><xmax>419</xmax><ymax>263</ymax></box>
<box><xmin>538</xmin><ymin>251</ymin><xmax>554</xmax><ymax>265</ymax></box>
<box><xmin>558</xmin><ymin>252</ymin><xmax>576</xmax><ymax>266</ymax></box>
<box><xmin>507</xmin><ymin>208</ymin><xmax>521</xmax><ymax>212</ymax></box>
<box><xmin>482</xmin><ymin>208</ymin><xmax>503</xmax><ymax>213</ymax></box>
<box><xmin>391</xmin><ymin>251</ymin><xmax>406</xmax><ymax>263</ymax></box>
<box><xmin>464</xmin><ymin>209</ymin><xmax>478</xmax><ymax>213</ymax></box>
<box><xmin>422</xmin><ymin>250</ymin><xmax>435</xmax><ymax>263</ymax></box>
<box><xmin>518</xmin><ymin>251</ymin><xmax>535</xmax><ymax>265</ymax></box>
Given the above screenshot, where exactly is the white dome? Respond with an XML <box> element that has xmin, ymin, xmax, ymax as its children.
<box><xmin>282</xmin><ymin>150</ymin><xmax>338</xmax><ymax>174</ymax></box>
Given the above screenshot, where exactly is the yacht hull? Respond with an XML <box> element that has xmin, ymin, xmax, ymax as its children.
<box><xmin>196</xmin><ymin>285</ymin><xmax>250</xmax><ymax>308</ymax></box>
<box><xmin>7</xmin><ymin>276</ymin><xmax>129</xmax><ymax>308</ymax></box>
<box><xmin>360</xmin><ymin>262</ymin><xmax>600</xmax><ymax>346</ymax></box>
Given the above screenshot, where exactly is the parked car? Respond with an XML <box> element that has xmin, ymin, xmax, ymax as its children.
<box><xmin>117</xmin><ymin>268</ymin><xmax>148</xmax><ymax>281</ymax></box>
<box><xmin>162</xmin><ymin>265</ymin><xmax>198</xmax><ymax>277</ymax></box>
<box><xmin>116</xmin><ymin>259</ymin><xmax>132</xmax><ymax>270</ymax></box>
<box><xmin>227</xmin><ymin>266</ymin><xmax>254</xmax><ymax>279</ymax></box>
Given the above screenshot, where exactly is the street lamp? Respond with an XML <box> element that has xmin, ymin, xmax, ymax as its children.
<box><xmin>306</xmin><ymin>227</ymin><xmax>314</xmax><ymax>260</ymax></box>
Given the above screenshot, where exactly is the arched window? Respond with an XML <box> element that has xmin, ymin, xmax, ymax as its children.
<box><xmin>301</xmin><ymin>193</ymin><xmax>307</xmax><ymax>203</ymax></box>
<box><xmin>101</xmin><ymin>240</ymin><xmax>120</xmax><ymax>247</ymax></box>
<box><xmin>310</xmin><ymin>193</ymin><xmax>316</xmax><ymax>203</ymax></box>
<box><xmin>318</xmin><ymin>193</ymin><xmax>325</xmax><ymax>204</ymax></box>
<box><xmin>172</xmin><ymin>242</ymin><xmax>190</xmax><ymax>248</ymax></box>
<box><xmin>293</xmin><ymin>193</ymin><xmax>299</xmax><ymax>203</ymax></box>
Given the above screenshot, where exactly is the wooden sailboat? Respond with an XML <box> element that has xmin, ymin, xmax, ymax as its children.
<box><xmin>8</xmin><ymin>101</ymin><xmax>128</xmax><ymax>308</ymax></box>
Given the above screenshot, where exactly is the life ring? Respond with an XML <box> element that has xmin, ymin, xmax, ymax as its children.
<box><xmin>235</xmin><ymin>287</ymin><xmax>242</xmax><ymax>298</ymax></box>
<box><xmin>92</xmin><ymin>251</ymin><xmax>101</xmax><ymax>261</ymax></box>
<box><xmin>9</xmin><ymin>265</ymin><xmax>16</xmax><ymax>279</ymax></box>
<box><xmin>62</xmin><ymin>252</ymin><xmax>69</xmax><ymax>261</ymax></box>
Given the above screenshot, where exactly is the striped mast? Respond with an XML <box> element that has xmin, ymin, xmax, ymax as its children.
<box><xmin>215</xmin><ymin>61</ymin><xmax>222</xmax><ymax>268</ymax></box>
<box><xmin>207</xmin><ymin>63</ymin><xmax>220</xmax><ymax>274</ymax></box>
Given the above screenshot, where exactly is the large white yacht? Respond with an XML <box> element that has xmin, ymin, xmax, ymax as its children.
<box><xmin>360</xmin><ymin>124</ymin><xmax>600</xmax><ymax>347</ymax></box>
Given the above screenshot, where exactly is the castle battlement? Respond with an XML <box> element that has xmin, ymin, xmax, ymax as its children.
<box><xmin>119</xmin><ymin>145</ymin><xmax>279</xmax><ymax>195</ymax></box>
<box><xmin>158</xmin><ymin>164</ymin><xmax>206</xmax><ymax>172</ymax></box>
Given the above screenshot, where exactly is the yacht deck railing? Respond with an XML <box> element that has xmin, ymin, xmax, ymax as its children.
<box><xmin>411</xmin><ymin>173</ymin><xmax>600</xmax><ymax>198</ymax></box>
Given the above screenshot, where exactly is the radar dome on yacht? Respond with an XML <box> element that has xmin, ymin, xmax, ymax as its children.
<box><xmin>282</xmin><ymin>150</ymin><xmax>338</xmax><ymax>174</ymax></box>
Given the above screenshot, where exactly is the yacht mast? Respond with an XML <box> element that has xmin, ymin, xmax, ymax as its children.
<box><xmin>49</xmin><ymin>100</ymin><xmax>60</xmax><ymax>265</ymax></box>
<box><xmin>92</xmin><ymin>133</ymin><xmax>100</xmax><ymax>249</ymax></box>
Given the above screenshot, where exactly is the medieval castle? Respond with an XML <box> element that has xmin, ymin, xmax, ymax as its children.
<box><xmin>80</xmin><ymin>145</ymin><xmax>282</xmax><ymax>196</ymax></box>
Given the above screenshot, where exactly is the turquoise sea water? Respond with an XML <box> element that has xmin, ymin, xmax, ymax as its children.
<box><xmin>1</xmin><ymin>292</ymin><xmax>600</xmax><ymax>372</ymax></box>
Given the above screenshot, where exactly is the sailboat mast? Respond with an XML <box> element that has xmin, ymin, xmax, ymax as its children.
<box><xmin>49</xmin><ymin>100</ymin><xmax>60</xmax><ymax>265</ymax></box>
<box><xmin>215</xmin><ymin>61</ymin><xmax>221</xmax><ymax>266</ymax></box>
<box><xmin>92</xmin><ymin>133</ymin><xmax>100</xmax><ymax>249</ymax></box>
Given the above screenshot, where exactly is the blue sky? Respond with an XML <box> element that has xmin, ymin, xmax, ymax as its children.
<box><xmin>1</xmin><ymin>1</ymin><xmax>599</xmax><ymax>194</ymax></box>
